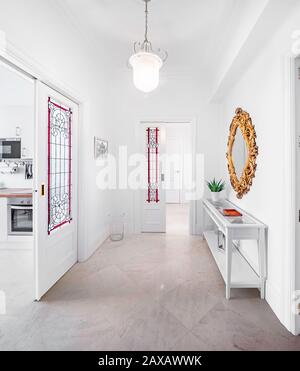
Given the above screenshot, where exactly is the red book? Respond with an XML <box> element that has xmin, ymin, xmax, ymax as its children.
<box><xmin>222</xmin><ymin>209</ymin><xmax>243</xmax><ymax>217</ymax></box>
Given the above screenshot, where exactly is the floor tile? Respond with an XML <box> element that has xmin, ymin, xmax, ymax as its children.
<box><xmin>0</xmin><ymin>208</ymin><xmax>299</xmax><ymax>351</ymax></box>
<box><xmin>118</xmin><ymin>302</ymin><xmax>189</xmax><ymax>351</ymax></box>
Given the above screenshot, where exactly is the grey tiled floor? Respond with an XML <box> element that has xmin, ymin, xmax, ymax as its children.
<box><xmin>0</xmin><ymin>233</ymin><xmax>300</xmax><ymax>351</ymax></box>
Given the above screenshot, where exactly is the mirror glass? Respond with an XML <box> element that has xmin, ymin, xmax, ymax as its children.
<box><xmin>232</xmin><ymin>127</ymin><xmax>248</xmax><ymax>180</ymax></box>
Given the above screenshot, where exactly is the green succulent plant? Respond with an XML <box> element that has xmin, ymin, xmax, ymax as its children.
<box><xmin>207</xmin><ymin>178</ymin><xmax>226</xmax><ymax>193</ymax></box>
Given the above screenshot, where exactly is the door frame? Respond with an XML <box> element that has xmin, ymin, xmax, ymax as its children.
<box><xmin>283</xmin><ymin>52</ymin><xmax>300</xmax><ymax>335</ymax></box>
<box><xmin>134</xmin><ymin>117</ymin><xmax>197</xmax><ymax>235</ymax></box>
<box><xmin>0</xmin><ymin>40</ymin><xmax>87</xmax><ymax>298</ymax></box>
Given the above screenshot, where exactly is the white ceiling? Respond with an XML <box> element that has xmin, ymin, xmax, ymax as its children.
<box><xmin>56</xmin><ymin>0</ymin><xmax>266</xmax><ymax>82</ymax></box>
<box><xmin>62</xmin><ymin>0</ymin><xmax>236</xmax><ymax>44</ymax></box>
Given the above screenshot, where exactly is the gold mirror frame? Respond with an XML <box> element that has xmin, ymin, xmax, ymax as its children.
<box><xmin>226</xmin><ymin>108</ymin><xmax>258</xmax><ymax>199</ymax></box>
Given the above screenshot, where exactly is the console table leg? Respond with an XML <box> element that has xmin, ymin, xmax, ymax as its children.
<box><xmin>258</xmin><ymin>228</ymin><xmax>266</xmax><ymax>300</ymax></box>
<box><xmin>225</xmin><ymin>231</ymin><xmax>232</xmax><ymax>300</ymax></box>
<box><xmin>202</xmin><ymin>203</ymin><xmax>206</xmax><ymax>240</ymax></box>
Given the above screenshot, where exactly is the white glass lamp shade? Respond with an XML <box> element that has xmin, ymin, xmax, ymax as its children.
<box><xmin>129</xmin><ymin>52</ymin><xmax>163</xmax><ymax>93</ymax></box>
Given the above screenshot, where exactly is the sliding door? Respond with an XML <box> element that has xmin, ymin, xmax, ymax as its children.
<box><xmin>35</xmin><ymin>82</ymin><xmax>78</xmax><ymax>300</ymax></box>
<box><xmin>140</xmin><ymin>123</ymin><xmax>166</xmax><ymax>233</ymax></box>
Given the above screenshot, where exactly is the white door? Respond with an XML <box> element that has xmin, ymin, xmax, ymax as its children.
<box><xmin>141</xmin><ymin>124</ymin><xmax>166</xmax><ymax>233</ymax></box>
<box><xmin>165</xmin><ymin>135</ymin><xmax>183</xmax><ymax>204</ymax></box>
<box><xmin>35</xmin><ymin>82</ymin><xmax>78</xmax><ymax>300</ymax></box>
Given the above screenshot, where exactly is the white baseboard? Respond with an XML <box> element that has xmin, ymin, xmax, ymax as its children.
<box><xmin>194</xmin><ymin>224</ymin><xmax>204</xmax><ymax>236</ymax></box>
<box><xmin>266</xmin><ymin>282</ymin><xmax>299</xmax><ymax>336</ymax></box>
<box><xmin>266</xmin><ymin>280</ymin><xmax>283</xmax><ymax>325</ymax></box>
<box><xmin>293</xmin><ymin>291</ymin><xmax>300</xmax><ymax>335</ymax></box>
<box><xmin>125</xmin><ymin>222</ymin><xmax>135</xmax><ymax>235</ymax></box>
<box><xmin>79</xmin><ymin>225</ymin><xmax>109</xmax><ymax>262</ymax></box>
<box><xmin>296</xmin><ymin>315</ymin><xmax>300</xmax><ymax>336</ymax></box>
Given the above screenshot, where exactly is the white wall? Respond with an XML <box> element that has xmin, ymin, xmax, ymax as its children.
<box><xmin>211</xmin><ymin>0</ymin><xmax>269</xmax><ymax>96</ymax></box>
<box><xmin>0</xmin><ymin>0</ymin><xmax>114</xmax><ymax>260</ymax></box>
<box><xmin>109</xmin><ymin>70</ymin><xmax>222</xmax><ymax>234</ymax></box>
<box><xmin>217</xmin><ymin>4</ymin><xmax>300</xmax><ymax>329</ymax></box>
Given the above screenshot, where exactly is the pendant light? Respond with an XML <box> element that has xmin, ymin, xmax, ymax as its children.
<box><xmin>129</xmin><ymin>0</ymin><xmax>168</xmax><ymax>93</ymax></box>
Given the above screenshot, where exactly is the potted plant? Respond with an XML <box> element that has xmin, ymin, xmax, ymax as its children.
<box><xmin>207</xmin><ymin>178</ymin><xmax>225</xmax><ymax>203</ymax></box>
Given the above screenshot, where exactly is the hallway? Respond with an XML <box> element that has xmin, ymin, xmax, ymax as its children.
<box><xmin>0</xmin><ymin>234</ymin><xmax>299</xmax><ymax>351</ymax></box>
<box><xmin>166</xmin><ymin>204</ymin><xmax>190</xmax><ymax>235</ymax></box>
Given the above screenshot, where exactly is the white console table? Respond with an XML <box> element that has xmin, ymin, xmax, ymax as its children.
<box><xmin>203</xmin><ymin>199</ymin><xmax>267</xmax><ymax>300</ymax></box>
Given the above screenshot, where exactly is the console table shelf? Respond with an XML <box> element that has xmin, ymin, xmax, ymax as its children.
<box><xmin>203</xmin><ymin>199</ymin><xmax>267</xmax><ymax>299</ymax></box>
<box><xmin>203</xmin><ymin>231</ymin><xmax>259</xmax><ymax>287</ymax></box>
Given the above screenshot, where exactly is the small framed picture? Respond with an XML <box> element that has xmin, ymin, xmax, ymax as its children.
<box><xmin>94</xmin><ymin>137</ymin><xmax>108</xmax><ymax>160</ymax></box>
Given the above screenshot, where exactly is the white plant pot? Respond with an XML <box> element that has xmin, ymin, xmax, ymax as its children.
<box><xmin>211</xmin><ymin>192</ymin><xmax>221</xmax><ymax>203</ymax></box>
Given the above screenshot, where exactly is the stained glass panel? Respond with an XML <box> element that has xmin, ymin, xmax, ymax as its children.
<box><xmin>48</xmin><ymin>97</ymin><xmax>72</xmax><ymax>234</ymax></box>
<box><xmin>147</xmin><ymin>128</ymin><xmax>159</xmax><ymax>203</ymax></box>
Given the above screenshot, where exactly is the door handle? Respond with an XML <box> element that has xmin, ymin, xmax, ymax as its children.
<box><xmin>10</xmin><ymin>206</ymin><xmax>33</xmax><ymax>210</ymax></box>
<box><xmin>41</xmin><ymin>184</ymin><xmax>46</xmax><ymax>197</ymax></box>
<box><xmin>161</xmin><ymin>174</ymin><xmax>165</xmax><ymax>182</ymax></box>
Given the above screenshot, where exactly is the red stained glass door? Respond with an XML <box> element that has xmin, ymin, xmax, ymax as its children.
<box><xmin>141</xmin><ymin>123</ymin><xmax>166</xmax><ymax>233</ymax></box>
<box><xmin>35</xmin><ymin>82</ymin><xmax>78</xmax><ymax>300</ymax></box>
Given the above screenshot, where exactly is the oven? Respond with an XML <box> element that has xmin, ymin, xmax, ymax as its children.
<box><xmin>7</xmin><ymin>198</ymin><xmax>33</xmax><ymax>236</ymax></box>
<box><xmin>0</xmin><ymin>138</ymin><xmax>21</xmax><ymax>160</ymax></box>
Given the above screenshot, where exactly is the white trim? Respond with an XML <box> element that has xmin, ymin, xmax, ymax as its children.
<box><xmin>0</xmin><ymin>39</ymin><xmax>86</xmax><ymax>103</ymax></box>
<box><xmin>283</xmin><ymin>53</ymin><xmax>298</xmax><ymax>335</ymax></box>
<box><xmin>86</xmin><ymin>225</ymin><xmax>110</xmax><ymax>261</ymax></box>
<box><xmin>134</xmin><ymin>116</ymin><xmax>198</xmax><ymax>235</ymax></box>
<box><xmin>266</xmin><ymin>280</ymin><xmax>283</xmax><ymax>322</ymax></box>
<box><xmin>77</xmin><ymin>102</ymin><xmax>90</xmax><ymax>262</ymax></box>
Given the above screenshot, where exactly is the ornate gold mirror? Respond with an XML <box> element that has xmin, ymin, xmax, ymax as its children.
<box><xmin>226</xmin><ymin>108</ymin><xmax>258</xmax><ymax>199</ymax></box>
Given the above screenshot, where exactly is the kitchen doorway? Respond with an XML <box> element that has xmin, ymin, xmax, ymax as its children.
<box><xmin>0</xmin><ymin>56</ymin><xmax>80</xmax><ymax>315</ymax></box>
<box><xmin>0</xmin><ymin>60</ymin><xmax>35</xmax><ymax>314</ymax></box>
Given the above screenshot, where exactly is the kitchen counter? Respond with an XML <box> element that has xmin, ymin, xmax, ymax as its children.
<box><xmin>0</xmin><ymin>188</ymin><xmax>33</xmax><ymax>198</ymax></box>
